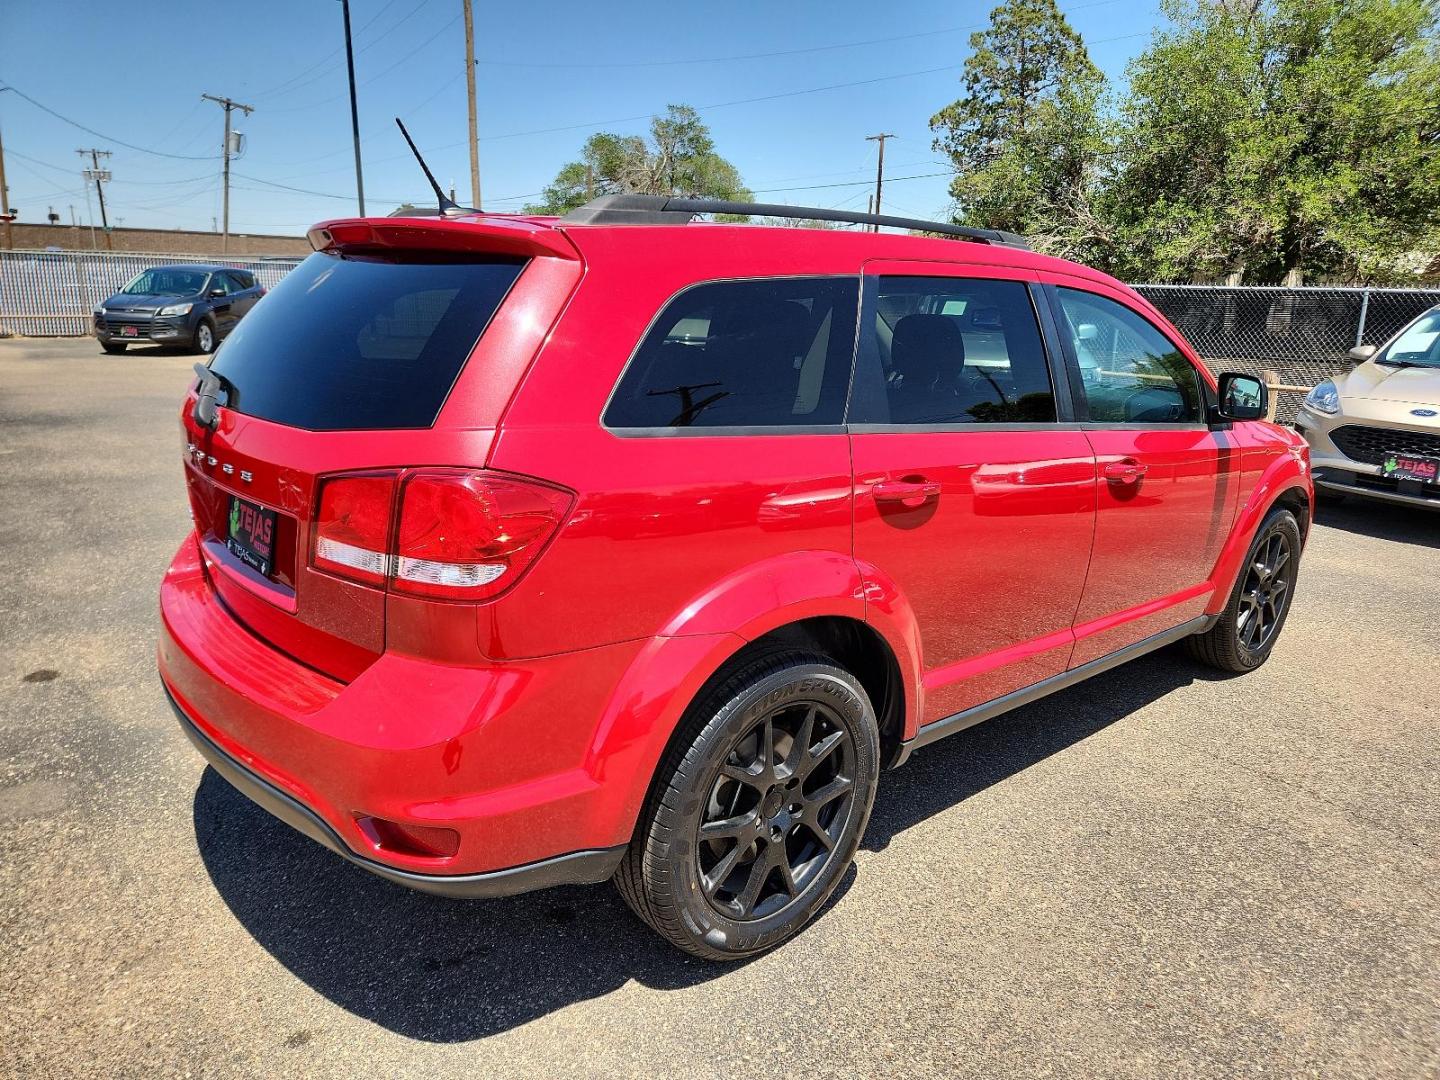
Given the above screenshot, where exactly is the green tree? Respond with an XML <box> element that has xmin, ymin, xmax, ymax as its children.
<box><xmin>1109</xmin><ymin>0</ymin><xmax>1440</xmax><ymax>283</ymax></box>
<box><xmin>929</xmin><ymin>0</ymin><xmax>1111</xmax><ymax>261</ymax></box>
<box><xmin>525</xmin><ymin>105</ymin><xmax>751</xmax><ymax>215</ymax></box>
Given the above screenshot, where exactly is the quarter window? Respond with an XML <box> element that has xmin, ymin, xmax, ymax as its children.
<box><xmin>604</xmin><ymin>278</ymin><xmax>859</xmax><ymax>429</ymax></box>
<box><xmin>854</xmin><ymin>276</ymin><xmax>1056</xmax><ymax>424</ymax></box>
<box><xmin>1056</xmin><ymin>288</ymin><xmax>1204</xmax><ymax>424</ymax></box>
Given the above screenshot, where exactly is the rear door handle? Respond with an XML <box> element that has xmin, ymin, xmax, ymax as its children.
<box><xmin>1103</xmin><ymin>459</ymin><xmax>1149</xmax><ymax>485</ymax></box>
<box><xmin>871</xmin><ymin>478</ymin><xmax>942</xmax><ymax>505</ymax></box>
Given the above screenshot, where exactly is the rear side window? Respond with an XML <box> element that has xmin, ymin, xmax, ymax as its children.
<box><xmin>854</xmin><ymin>276</ymin><xmax>1056</xmax><ymax>424</ymax></box>
<box><xmin>210</xmin><ymin>252</ymin><xmax>524</xmax><ymax>430</ymax></box>
<box><xmin>604</xmin><ymin>277</ymin><xmax>859</xmax><ymax>429</ymax></box>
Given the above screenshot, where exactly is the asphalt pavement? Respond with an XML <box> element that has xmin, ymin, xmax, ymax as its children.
<box><xmin>1</xmin><ymin>337</ymin><xmax>1437</xmax><ymax>1079</ymax></box>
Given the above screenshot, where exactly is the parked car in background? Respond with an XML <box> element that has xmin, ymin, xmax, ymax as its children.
<box><xmin>94</xmin><ymin>264</ymin><xmax>264</xmax><ymax>355</ymax></box>
<box><xmin>159</xmin><ymin>196</ymin><xmax>1313</xmax><ymax>960</ymax></box>
<box><xmin>1296</xmin><ymin>303</ymin><xmax>1440</xmax><ymax>511</ymax></box>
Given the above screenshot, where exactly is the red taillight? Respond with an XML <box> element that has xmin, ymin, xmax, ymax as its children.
<box><xmin>393</xmin><ymin>470</ymin><xmax>572</xmax><ymax>600</ymax></box>
<box><xmin>310</xmin><ymin>469</ymin><xmax>570</xmax><ymax>601</ymax></box>
<box><xmin>314</xmin><ymin>473</ymin><xmax>396</xmax><ymax>586</ymax></box>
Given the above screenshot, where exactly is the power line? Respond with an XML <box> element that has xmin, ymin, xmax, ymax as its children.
<box><xmin>0</xmin><ymin>83</ymin><xmax>220</xmax><ymax>160</ymax></box>
<box><xmin>247</xmin><ymin>0</ymin><xmax>416</xmax><ymax>98</ymax></box>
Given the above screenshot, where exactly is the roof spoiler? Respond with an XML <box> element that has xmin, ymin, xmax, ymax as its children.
<box><xmin>307</xmin><ymin>216</ymin><xmax>580</xmax><ymax>261</ymax></box>
<box><xmin>559</xmin><ymin>194</ymin><xmax>1029</xmax><ymax>249</ymax></box>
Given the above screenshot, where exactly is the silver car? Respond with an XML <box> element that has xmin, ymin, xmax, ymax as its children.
<box><xmin>1295</xmin><ymin>304</ymin><xmax>1440</xmax><ymax>510</ymax></box>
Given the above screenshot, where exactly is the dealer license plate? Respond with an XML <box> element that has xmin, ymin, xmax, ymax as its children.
<box><xmin>226</xmin><ymin>495</ymin><xmax>277</xmax><ymax>577</ymax></box>
<box><xmin>1381</xmin><ymin>453</ymin><xmax>1440</xmax><ymax>485</ymax></box>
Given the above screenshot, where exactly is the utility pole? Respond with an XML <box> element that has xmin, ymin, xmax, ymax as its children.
<box><xmin>0</xmin><ymin>87</ymin><xmax>11</xmax><ymax>250</ymax></box>
<box><xmin>866</xmin><ymin>133</ymin><xmax>895</xmax><ymax>231</ymax></box>
<box><xmin>340</xmin><ymin>0</ymin><xmax>365</xmax><ymax>216</ymax></box>
<box><xmin>0</xmin><ymin>123</ymin><xmax>12</xmax><ymax>250</ymax></box>
<box><xmin>202</xmin><ymin>94</ymin><xmax>253</xmax><ymax>253</ymax></box>
<box><xmin>77</xmin><ymin>148</ymin><xmax>112</xmax><ymax>250</ymax></box>
<box><xmin>463</xmin><ymin>0</ymin><xmax>481</xmax><ymax>209</ymax></box>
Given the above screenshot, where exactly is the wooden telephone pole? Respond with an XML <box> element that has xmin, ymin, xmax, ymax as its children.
<box><xmin>77</xmin><ymin>148</ymin><xmax>112</xmax><ymax>250</ymax></box>
<box><xmin>463</xmin><ymin>0</ymin><xmax>481</xmax><ymax>209</ymax></box>
<box><xmin>202</xmin><ymin>94</ymin><xmax>253</xmax><ymax>253</ymax></box>
<box><xmin>866</xmin><ymin>133</ymin><xmax>895</xmax><ymax>230</ymax></box>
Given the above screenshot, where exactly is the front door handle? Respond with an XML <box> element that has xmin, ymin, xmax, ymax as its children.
<box><xmin>871</xmin><ymin>478</ymin><xmax>942</xmax><ymax>506</ymax></box>
<box><xmin>1103</xmin><ymin>459</ymin><xmax>1149</xmax><ymax>485</ymax></box>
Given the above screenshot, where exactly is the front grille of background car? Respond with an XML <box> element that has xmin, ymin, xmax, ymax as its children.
<box><xmin>1330</xmin><ymin>424</ymin><xmax>1440</xmax><ymax>465</ymax></box>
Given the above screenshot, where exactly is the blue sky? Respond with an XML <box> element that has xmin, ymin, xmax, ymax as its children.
<box><xmin>0</xmin><ymin>0</ymin><xmax>1165</xmax><ymax>236</ymax></box>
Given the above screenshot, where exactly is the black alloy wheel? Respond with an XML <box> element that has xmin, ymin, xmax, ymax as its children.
<box><xmin>697</xmin><ymin>698</ymin><xmax>856</xmax><ymax>921</ymax></box>
<box><xmin>617</xmin><ymin>650</ymin><xmax>879</xmax><ymax>960</ymax></box>
<box><xmin>1236</xmin><ymin>529</ymin><xmax>1293</xmax><ymax>653</ymax></box>
<box><xmin>1187</xmin><ymin>506</ymin><xmax>1302</xmax><ymax>672</ymax></box>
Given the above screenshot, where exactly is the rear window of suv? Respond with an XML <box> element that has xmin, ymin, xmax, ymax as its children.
<box><xmin>209</xmin><ymin>252</ymin><xmax>524</xmax><ymax>430</ymax></box>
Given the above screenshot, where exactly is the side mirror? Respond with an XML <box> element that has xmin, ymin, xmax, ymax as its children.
<box><xmin>208</xmin><ymin>288</ymin><xmax>225</xmax><ymax>298</ymax></box>
<box><xmin>1215</xmin><ymin>372</ymin><xmax>1268</xmax><ymax>422</ymax></box>
<box><xmin>1075</xmin><ymin>322</ymin><xmax>1099</xmax><ymax>342</ymax></box>
<box><xmin>1347</xmin><ymin>344</ymin><xmax>1377</xmax><ymax>365</ymax></box>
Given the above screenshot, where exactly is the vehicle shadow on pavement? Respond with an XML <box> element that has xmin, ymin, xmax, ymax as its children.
<box><xmin>192</xmin><ymin>651</ymin><xmax>1208</xmax><ymax>1042</ymax></box>
<box><xmin>193</xmin><ymin>770</ymin><xmax>854</xmax><ymax>1041</ymax></box>
<box><xmin>864</xmin><ymin>650</ymin><xmax>1214</xmax><ymax>852</ymax></box>
<box><xmin>1312</xmin><ymin>500</ymin><xmax>1439</xmax><ymax>549</ymax></box>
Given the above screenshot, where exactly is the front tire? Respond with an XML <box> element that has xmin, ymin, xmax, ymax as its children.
<box><xmin>1187</xmin><ymin>506</ymin><xmax>1302</xmax><ymax>672</ymax></box>
<box><xmin>617</xmin><ymin>650</ymin><xmax>880</xmax><ymax>961</ymax></box>
<box><xmin>193</xmin><ymin>320</ymin><xmax>216</xmax><ymax>354</ymax></box>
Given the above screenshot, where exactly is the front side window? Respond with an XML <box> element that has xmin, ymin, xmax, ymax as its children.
<box><xmin>604</xmin><ymin>277</ymin><xmax>859</xmax><ymax>429</ymax></box>
<box><xmin>855</xmin><ymin>276</ymin><xmax>1056</xmax><ymax>424</ymax></box>
<box><xmin>1057</xmin><ymin>288</ymin><xmax>1204</xmax><ymax>424</ymax></box>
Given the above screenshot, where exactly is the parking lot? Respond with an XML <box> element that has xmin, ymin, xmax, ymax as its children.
<box><xmin>1</xmin><ymin>336</ymin><xmax>1437</xmax><ymax>1078</ymax></box>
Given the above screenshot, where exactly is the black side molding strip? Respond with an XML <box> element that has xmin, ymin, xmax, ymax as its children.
<box><xmin>165</xmin><ymin>685</ymin><xmax>626</xmax><ymax>899</ymax></box>
<box><xmin>894</xmin><ymin>614</ymin><xmax>1217</xmax><ymax>766</ymax></box>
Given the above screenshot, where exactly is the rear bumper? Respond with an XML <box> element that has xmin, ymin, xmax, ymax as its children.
<box><xmin>167</xmin><ymin>685</ymin><xmax>623</xmax><ymax>897</ymax></box>
<box><xmin>158</xmin><ymin>534</ymin><xmax>644</xmax><ymax>888</ymax></box>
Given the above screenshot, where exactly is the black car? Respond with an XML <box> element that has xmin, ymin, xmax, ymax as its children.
<box><xmin>94</xmin><ymin>264</ymin><xmax>265</xmax><ymax>354</ymax></box>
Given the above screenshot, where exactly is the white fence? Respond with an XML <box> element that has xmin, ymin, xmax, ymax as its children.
<box><xmin>0</xmin><ymin>249</ymin><xmax>304</xmax><ymax>337</ymax></box>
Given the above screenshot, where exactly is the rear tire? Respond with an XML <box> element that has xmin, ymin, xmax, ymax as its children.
<box><xmin>617</xmin><ymin>650</ymin><xmax>879</xmax><ymax>961</ymax></box>
<box><xmin>101</xmin><ymin>342</ymin><xmax>127</xmax><ymax>354</ymax></box>
<box><xmin>194</xmin><ymin>320</ymin><xmax>216</xmax><ymax>354</ymax></box>
<box><xmin>1187</xmin><ymin>507</ymin><xmax>1301</xmax><ymax>673</ymax></box>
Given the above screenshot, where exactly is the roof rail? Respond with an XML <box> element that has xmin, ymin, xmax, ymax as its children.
<box><xmin>559</xmin><ymin>194</ymin><xmax>1029</xmax><ymax>250</ymax></box>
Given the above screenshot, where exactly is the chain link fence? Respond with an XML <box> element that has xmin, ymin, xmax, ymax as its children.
<box><xmin>4</xmin><ymin>251</ymin><xmax>1438</xmax><ymax>425</ymax></box>
<box><xmin>1136</xmin><ymin>284</ymin><xmax>1440</xmax><ymax>422</ymax></box>
<box><xmin>0</xmin><ymin>249</ymin><xmax>304</xmax><ymax>337</ymax></box>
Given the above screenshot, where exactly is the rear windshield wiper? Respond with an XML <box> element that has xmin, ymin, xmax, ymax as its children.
<box><xmin>192</xmin><ymin>363</ymin><xmax>232</xmax><ymax>428</ymax></box>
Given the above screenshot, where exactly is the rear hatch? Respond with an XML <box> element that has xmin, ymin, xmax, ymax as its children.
<box><xmin>179</xmin><ymin>217</ymin><xmax>581</xmax><ymax>680</ymax></box>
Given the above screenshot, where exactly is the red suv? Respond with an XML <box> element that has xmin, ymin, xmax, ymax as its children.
<box><xmin>159</xmin><ymin>196</ymin><xmax>1312</xmax><ymax>959</ymax></box>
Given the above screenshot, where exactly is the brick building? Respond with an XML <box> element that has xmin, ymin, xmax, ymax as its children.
<box><xmin>3</xmin><ymin>222</ymin><xmax>310</xmax><ymax>257</ymax></box>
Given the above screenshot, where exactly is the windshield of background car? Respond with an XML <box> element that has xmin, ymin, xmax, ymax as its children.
<box><xmin>122</xmin><ymin>269</ymin><xmax>209</xmax><ymax>296</ymax></box>
<box><xmin>1379</xmin><ymin>309</ymin><xmax>1440</xmax><ymax>367</ymax></box>
<box><xmin>207</xmin><ymin>251</ymin><xmax>525</xmax><ymax>430</ymax></box>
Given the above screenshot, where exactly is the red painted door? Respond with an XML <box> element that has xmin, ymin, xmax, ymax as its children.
<box><xmin>849</xmin><ymin>265</ymin><xmax>1097</xmax><ymax>728</ymax></box>
<box><xmin>1048</xmin><ymin>284</ymin><xmax>1240</xmax><ymax>665</ymax></box>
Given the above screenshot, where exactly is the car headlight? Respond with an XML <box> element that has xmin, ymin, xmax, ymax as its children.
<box><xmin>93</xmin><ymin>307</ymin><xmax>106</xmax><ymax>317</ymax></box>
<box><xmin>1304</xmin><ymin>380</ymin><xmax>1341</xmax><ymax>414</ymax></box>
<box><xmin>159</xmin><ymin>302</ymin><xmax>193</xmax><ymax>317</ymax></box>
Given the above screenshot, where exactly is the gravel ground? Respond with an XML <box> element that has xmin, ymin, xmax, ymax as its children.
<box><xmin>1</xmin><ymin>337</ymin><xmax>1437</xmax><ymax>1079</ymax></box>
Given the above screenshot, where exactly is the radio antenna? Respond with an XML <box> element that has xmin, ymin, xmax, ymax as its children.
<box><xmin>394</xmin><ymin>117</ymin><xmax>475</xmax><ymax>217</ymax></box>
